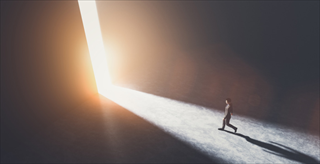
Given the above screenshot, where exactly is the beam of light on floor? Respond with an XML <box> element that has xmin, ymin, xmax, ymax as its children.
<box><xmin>100</xmin><ymin>86</ymin><xmax>320</xmax><ymax>164</ymax></box>
<box><xmin>78</xmin><ymin>0</ymin><xmax>112</xmax><ymax>93</ymax></box>
<box><xmin>78</xmin><ymin>1</ymin><xmax>319</xmax><ymax>162</ymax></box>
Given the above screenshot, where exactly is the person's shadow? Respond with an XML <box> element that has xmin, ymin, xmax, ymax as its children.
<box><xmin>223</xmin><ymin>130</ymin><xmax>319</xmax><ymax>164</ymax></box>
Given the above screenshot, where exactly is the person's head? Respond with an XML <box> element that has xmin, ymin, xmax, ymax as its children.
<box><xmin>225</xmin><ymin>98</ymin><xmax>231</xmax><ymax>104</ymax></box>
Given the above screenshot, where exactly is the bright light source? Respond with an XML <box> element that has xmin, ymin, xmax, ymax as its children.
<box><xmin>78</xmin><ymin>0</ymin><xmax>111</xmax><ymax>93</ymax></box>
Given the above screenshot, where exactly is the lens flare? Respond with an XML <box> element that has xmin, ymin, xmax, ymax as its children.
<box><xmin>78</xmin><ymin>0</ymin><xmax>111</xmax><ymax>93</ymax></box>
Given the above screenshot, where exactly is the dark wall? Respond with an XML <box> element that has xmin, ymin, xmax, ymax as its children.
<box><xmin>97</xmin><ymin>1</ymin><xmax>319</xmax><ymax>134</ymax></box>
<box><xmin>1</xmin><ymin>1</ymin><xmax>97</xmax><ymax>161</ymax></box>
<box><xmin>1</xmin><ymin>3</ymin><xmax>319</xmax><ymax>162</ymax></box>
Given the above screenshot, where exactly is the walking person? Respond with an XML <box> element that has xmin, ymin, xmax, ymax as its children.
<box><xmin>218</xmin><ymin>98</ymin><xmax>237</xmax><ymax>133</ymax></box>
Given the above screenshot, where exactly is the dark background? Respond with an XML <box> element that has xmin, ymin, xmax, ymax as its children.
<box><xmin>1</xmin><ymin>1</ymin><xmax>319</xmax><ymax>163</ymax></box>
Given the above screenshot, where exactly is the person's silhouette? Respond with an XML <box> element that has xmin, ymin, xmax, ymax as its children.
<box><xmin>218</xmin><ymin>98</ymin><xmax>237</xmax><ymax>132</ymax></box>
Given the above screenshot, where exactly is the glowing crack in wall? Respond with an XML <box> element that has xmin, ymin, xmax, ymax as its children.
<box><xmin>78</xmin><ymin>0</ymin><xmax>111</xmax><ymax>93</ymax></box>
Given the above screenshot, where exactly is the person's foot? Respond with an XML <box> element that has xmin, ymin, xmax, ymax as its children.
<box><xmin>218</xmin><ymin>128</ymin><xmax>224</xmax><ymax>130</ymax></box>
<box><xmin>234</xmin><ymin>127</ymin><xmax>238</xmax><ymax>133</ymax></box>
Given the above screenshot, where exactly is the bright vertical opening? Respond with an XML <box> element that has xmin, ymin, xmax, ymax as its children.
<box><xmin>78</xmin><ymin>0</ymin><xmax>111</xmax><ymax>93</ymax></box>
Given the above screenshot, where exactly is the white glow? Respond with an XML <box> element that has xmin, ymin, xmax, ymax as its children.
<box><xmin>78</xmin><ymin>0</ymin><xmax>111</xmax><ymax>93</ymax></box>
<box><xmin>101</xmin><ymin>86</ymin><xmax>320</xmax><ymax>164</ymax></box>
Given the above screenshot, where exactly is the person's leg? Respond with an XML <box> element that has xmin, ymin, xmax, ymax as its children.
<box><xmin>226</xmin><ymin>117</ymin><xmax>237</xmax><ymax>133</ymax></box>
<box><xmin>222</xmin><ymin>119</ymin><xmax>226</xmax><ymax>129</ymax></box>
<box><xmin>218</xmin><ymin>118</ymin><xmax>226</xmax><ymax>130</ymax></box>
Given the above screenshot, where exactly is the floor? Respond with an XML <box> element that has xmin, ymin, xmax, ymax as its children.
<box><xmin>2</xmin><ymin>85</ymin><xmax>319</xmax><ymax>163</ymax></box>
<box><xmin>102</xmin><ymin>86</ymin><xmax>320</xmax><ymax>164</ymax></box>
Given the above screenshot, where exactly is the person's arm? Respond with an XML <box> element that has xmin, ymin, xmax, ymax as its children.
<box><xmin>223</xmin><ymin>105</ymin><xmax>229</xmax><ymax>119</ymax></box>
